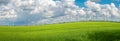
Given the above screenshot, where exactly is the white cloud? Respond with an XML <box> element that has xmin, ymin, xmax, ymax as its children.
<box><xmin>88</xmin><ymin>0</ymin><xmax>101</xmax><ymax>2</ymax></box>
<box><xmin>0</xmin><ymin>0</ymin><xmax>120</xmax><ymax>25</ymax></box>
<box><xmin>85</xmin><ymin>1</ymin><xmax>120</xmax><ymax>18</ymax></box>
<box><xmin>0</xmin><ymin>5</ymin><xmax>17</xmax><ymax>19</ymax></box>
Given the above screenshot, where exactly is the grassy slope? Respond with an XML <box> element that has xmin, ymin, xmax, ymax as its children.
<box><xmin>0</xmin><ymin>22</ymin><xmax>120</xmax><ymax>41</ymax></box>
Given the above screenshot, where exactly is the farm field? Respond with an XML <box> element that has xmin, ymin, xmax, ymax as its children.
<box><xmin>0</xmin><ymin>22</ymin><xmax>120</xmax><ymax>41</ymax></box>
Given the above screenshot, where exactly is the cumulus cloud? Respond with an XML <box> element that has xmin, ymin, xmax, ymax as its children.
<box><xmin>88</xmin><ymin>0</ymin><xmax>101</xmax><ymax>2</ymax></box>
<box><xmin>0</xmin><ymin>0</ymin><xmax>120</xmax><ymax>25</ymax></box>
<box><xmin>85</xmin><ymin>1</ymin><xmax>120</xmax><ymax>18</ymax></box>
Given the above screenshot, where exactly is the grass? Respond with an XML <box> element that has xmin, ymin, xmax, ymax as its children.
<box><xmin>0</xmin><ymin>22</ymin><xmax>120</xmax><ymax>41</ymax></box>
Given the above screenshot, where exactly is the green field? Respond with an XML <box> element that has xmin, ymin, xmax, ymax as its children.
<box><xmin>0</xmin><ymin>22</ymin><xmax>120</xmax><ymax>41</ymax></box>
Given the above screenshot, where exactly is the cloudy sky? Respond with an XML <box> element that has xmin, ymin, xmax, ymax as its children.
<box><xmin>0</xmin><ymin>0</ymin><xmax>120</xmax><ymax>25</ymax></box>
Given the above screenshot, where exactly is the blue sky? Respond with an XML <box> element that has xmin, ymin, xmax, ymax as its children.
<box><xmin>75</xmin><ymin>0</ymin><xmax>120</xmax><ymax>7</ymax></box>
<box><xmin>0</xmin><ymin>0</ymin><xmax>120</xmax><ymax>25</ymax></box>
<box><xmin>75</xmin><ymin>0</ymin><xmax>86</xmax><ymax>7</ymax></box>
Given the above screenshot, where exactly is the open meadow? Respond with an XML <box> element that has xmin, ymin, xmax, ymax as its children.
<box><xmin>0</xmin><ymin>22</ymin><xmax>120</xmax><ymax>41</ymax></box>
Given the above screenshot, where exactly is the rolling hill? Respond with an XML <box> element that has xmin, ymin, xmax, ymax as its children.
<box><xmin>0</xmin><ymin>22</ymin><xmax>120</xmax><ymax>41</ymax></box>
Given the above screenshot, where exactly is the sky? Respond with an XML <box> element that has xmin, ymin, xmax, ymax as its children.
<box><xmin>75</xmin><ymin>0</ymin><xmax>120</xmax><ymax>7</ymax></box>
<box><xmin>0</xmin><ymin>0</ymin><xmax>120</xmax><ymax>25</ymax></box>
